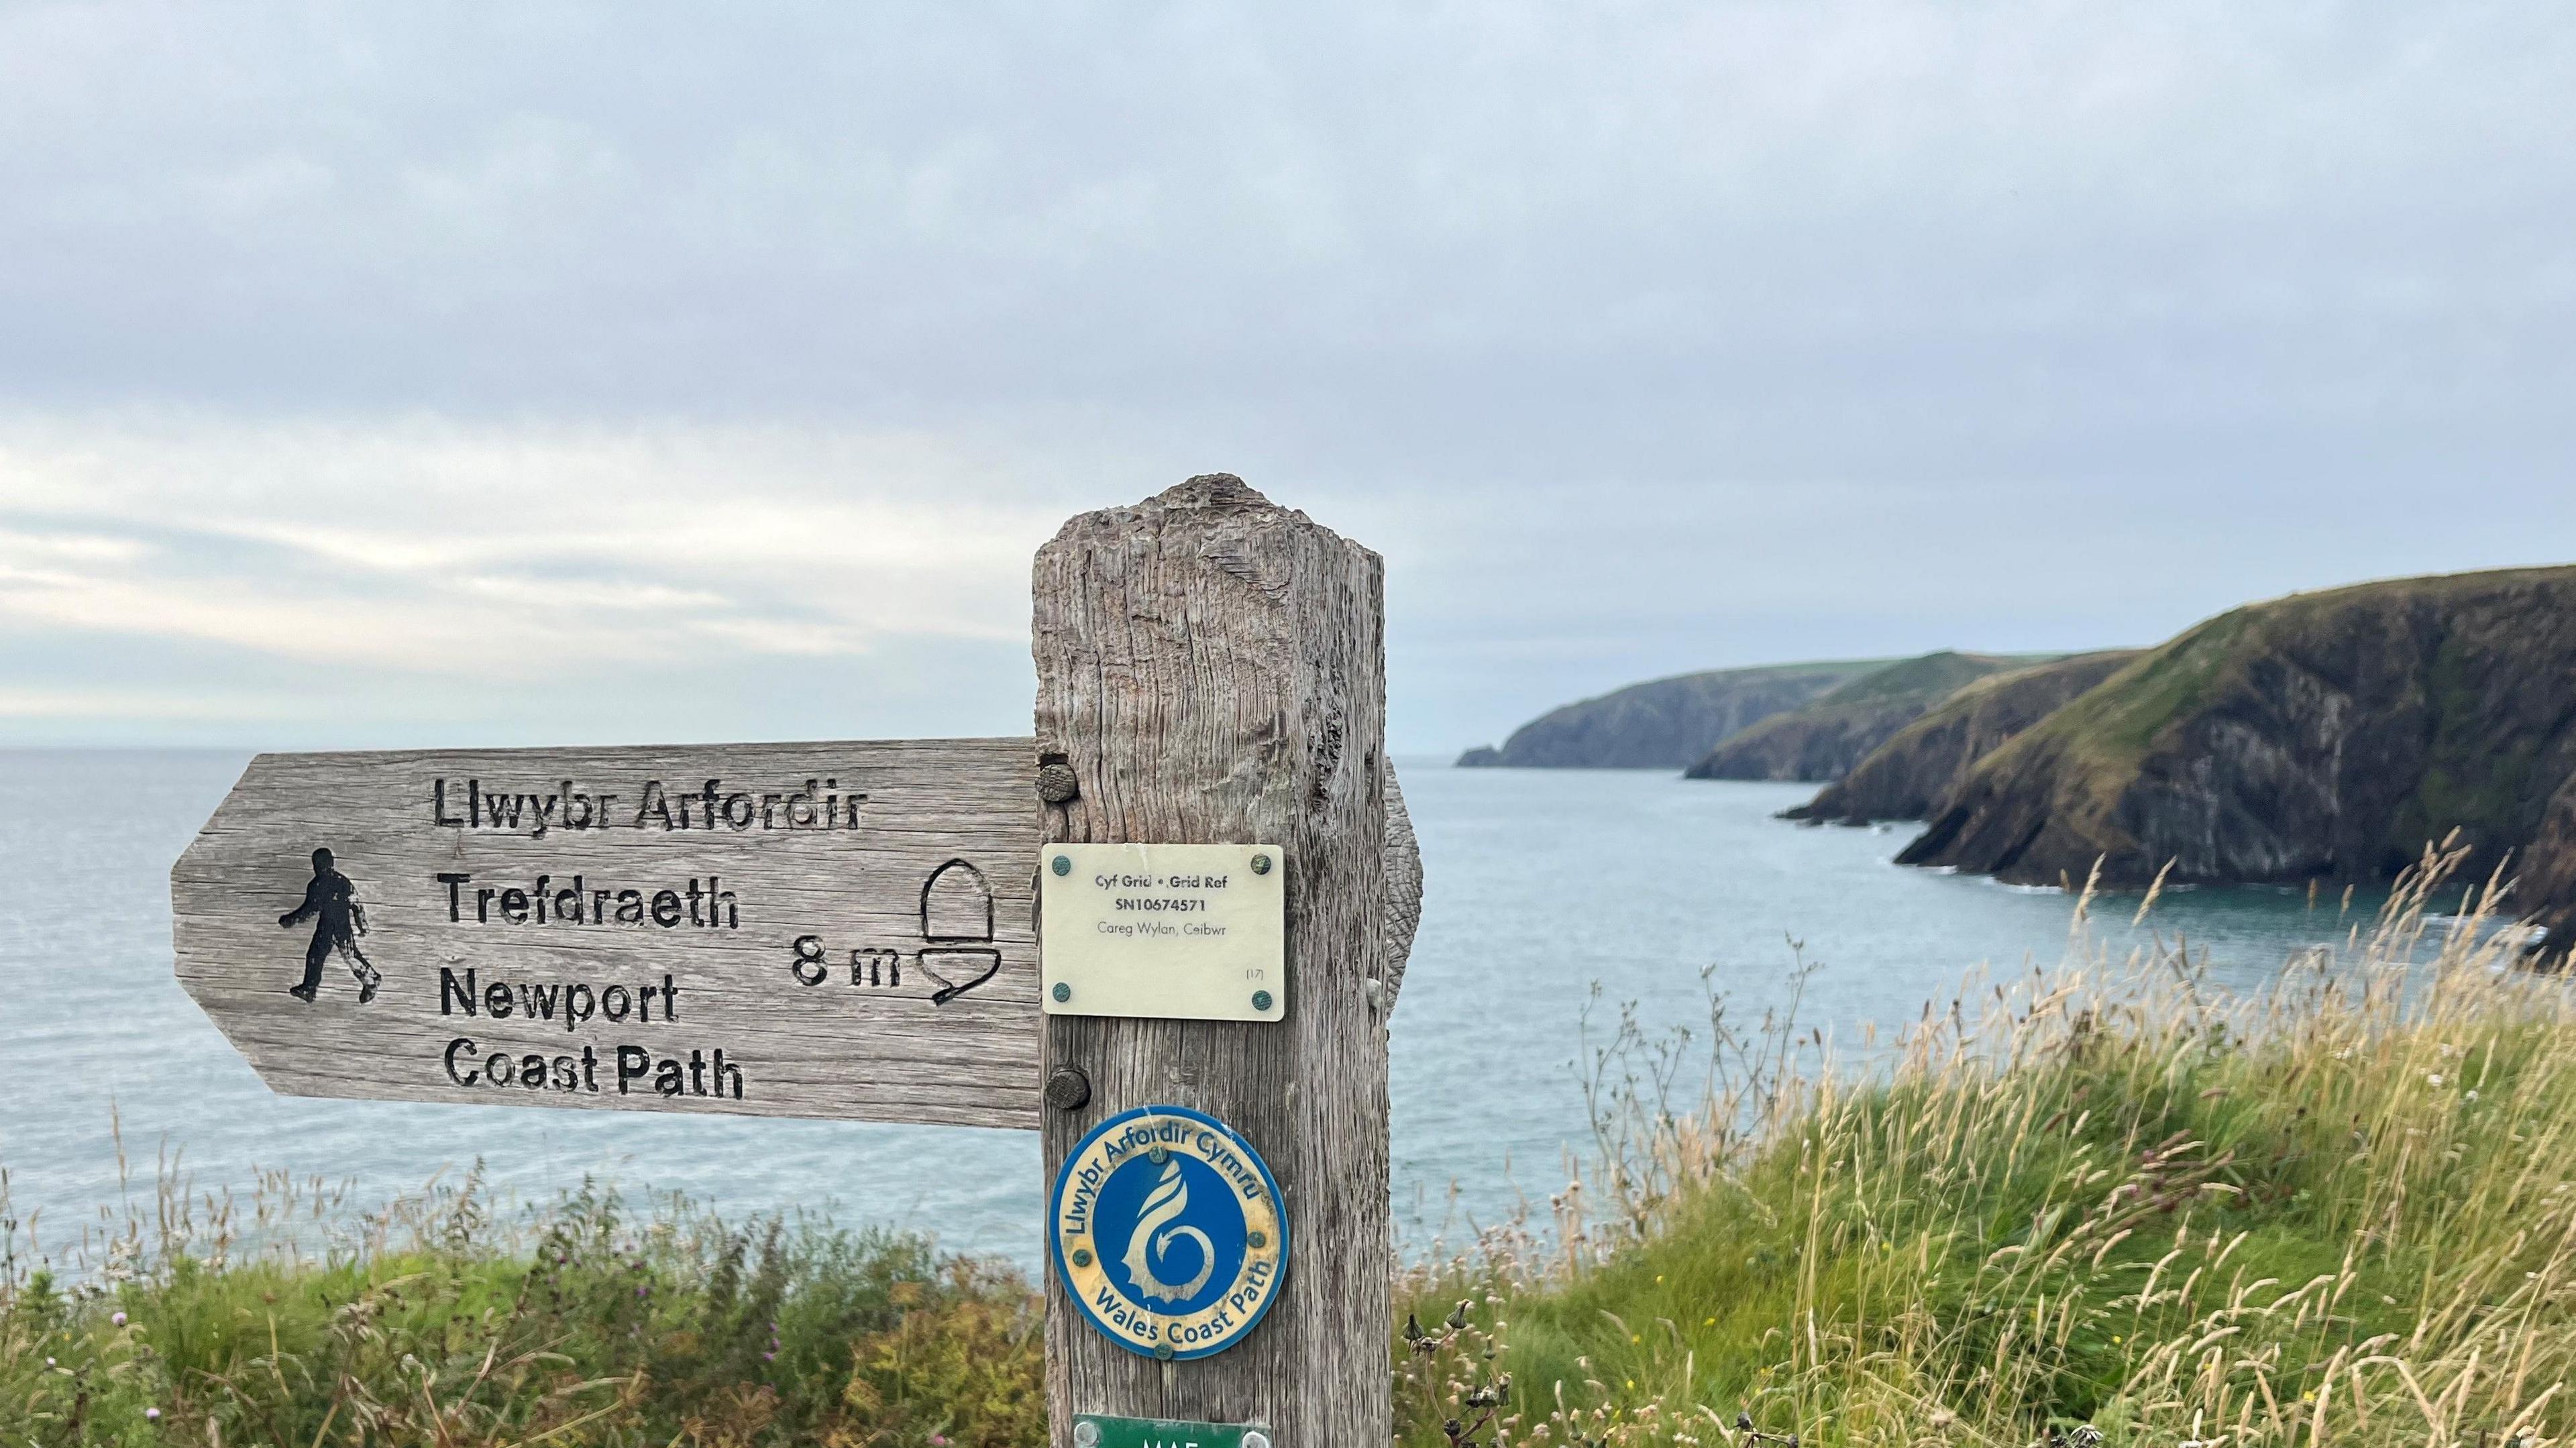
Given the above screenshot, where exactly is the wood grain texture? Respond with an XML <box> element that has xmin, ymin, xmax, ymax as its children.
<box><xmin>1380</xmin><ymin>763</ymin><xmax>1421</xmax><ymax>1007</ymax></box>
<box><xmin>171</xmin><ymin>738</ymin><xmax>1043</xmax><ymax>1131</ymax></box>
<box><xmin>1035</xmin><ymin>476</ymin><xmax>1392</xmax><ymax>1443</ymax></box>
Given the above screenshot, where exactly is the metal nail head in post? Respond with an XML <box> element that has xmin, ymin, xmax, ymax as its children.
<box><xmin>1250</xmin><ymin>852</ymin><xmax>1272</xmax><ymax>875</ymax></box>
<box><xmin>1073</xmin><ymin>1422</ymin><xmax>1102</xmax><ymax>1448</ymax></box>
<box><xmin>1044</xmin><ymin>1066</ymin><xmax>1091</xmax><ymax>1111</ymax></box>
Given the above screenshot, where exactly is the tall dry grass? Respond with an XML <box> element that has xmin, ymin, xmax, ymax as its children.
<box><xmin>1399</xmin><ymin>842</ymin><xmax>2576</xmax><ymax>1448</ymax></box>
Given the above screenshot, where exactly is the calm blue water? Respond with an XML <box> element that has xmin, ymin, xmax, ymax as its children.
<box><xmin>0</xmin><ymin>751</ymin><xmax>2383</xmax><ymax>1271</ymax></box>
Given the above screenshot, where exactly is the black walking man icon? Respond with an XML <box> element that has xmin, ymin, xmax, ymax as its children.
<box><xmin>281</xmin><ymin>847</ymin><xmax>381</xmax><ymax>1005</ymax></box>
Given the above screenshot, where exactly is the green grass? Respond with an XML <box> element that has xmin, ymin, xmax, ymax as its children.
<box><xmin>1</xmin><ymin>1177</ymin><xmax>1041</xmax><ymax>1446</ymax></box>
<box><xmin>1394</xmin><ymin>846</ymin><xmax>2574</xmax><ymax>1447</ymax></box>
<box><xmin>15</xmin><ymin>847</ymin><xmax>2575</xmax><ymax>1447</ymax></box>
<box><xmin>1811</xmin><ymin>652</ymin><xmax>2043</xmax><ymax>711</ymax></box>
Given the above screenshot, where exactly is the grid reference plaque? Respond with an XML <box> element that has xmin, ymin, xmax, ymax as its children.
<box><xmin>1039</xmin><ymin>843</ymin><xmax>1286</xmax><ymax>1022</ymax></box>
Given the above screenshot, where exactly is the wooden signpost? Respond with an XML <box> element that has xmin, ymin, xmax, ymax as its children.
<box><xmin>172</xmin><ymin>476</ymin><xmax>1416</xmax><ymax>1445</ymax></box>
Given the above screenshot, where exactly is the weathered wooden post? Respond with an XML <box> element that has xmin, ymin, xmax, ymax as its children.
<box><xmin>1034</xmin><ymin>476</ymin><xmax>1398</xmax><ymax>1443</ymax></box>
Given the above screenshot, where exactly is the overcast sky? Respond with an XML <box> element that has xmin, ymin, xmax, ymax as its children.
<box><xmin>2</xmin><ymin>2</ymin><xmax>2571</xmax><ymax>756</ymax></box>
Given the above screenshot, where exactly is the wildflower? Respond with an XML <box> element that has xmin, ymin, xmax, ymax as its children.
<box><xmin>111</xmin><ymin>1311</ymin><xmax>127</xmax><ymax>1327</ymax></box>
<box><xmin>2467</xmin><ymin>1090</ymin><xmax>2480</xmax><ymax>1102</ymax></box>
<box><xmin>146</xmin><ymin>1409</ymin><xmax>161</xmax><ymax>1421</ymax></box>
<box><xmin>2429</xmin><ymin>1073</ymin><xmax>2445</xmax><ymax>1087</ymax></box>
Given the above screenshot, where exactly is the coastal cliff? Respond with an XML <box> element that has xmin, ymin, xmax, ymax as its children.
<box><xmin>1456</xmin><ymin>659</ymin><xmax>1887</xmax><ymax>769</ymax></box>
<box><xmin>1682</xmin><ymin>651</ymin><xmax>2029</xmax><ymax>783</ymax></box>
<box><xmin>1786</xmin><ymin>650</ymin><xmax>2143</xmax><ymax>823</ymax></box>
<box><xmin>2524</xmin><ymin>777</ymin><xmax>2576</xmax><ymax>954</ymax></box>
<box><xmin>1894</xmin><ymin>567</ymin><xmax>2576</xmax><ymax>948</ymax></box>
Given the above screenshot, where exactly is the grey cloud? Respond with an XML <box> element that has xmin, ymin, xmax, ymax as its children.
<box><xmin>0</xmin><ymin>3</ymin><xmax>2571</xmax><ymax>753</ymax></box>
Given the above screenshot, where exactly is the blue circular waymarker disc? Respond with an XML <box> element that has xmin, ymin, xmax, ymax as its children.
<box><xmin>1050</xmin><ymin>1104</ymin><xmax>1289</xmax><ymax>1361</ymax></box>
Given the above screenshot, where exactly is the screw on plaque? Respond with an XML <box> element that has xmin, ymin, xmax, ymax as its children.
<box><xmin>1051</xmin><ymin>854</ymin><xmax>1071</xmax><ymax>877</ymax></box>
<box><xmin>1073</xmin><ymin>1422</ymin><xmax>1102</xmax><ymax>1448</ymax></box>
<box><xmin>1252</xmin><ymin>989</ymin><xmax>1275</xmax><ymax>1012</ymax></box>
<box><xmin>1247</xmin><ymin>1229</ymin><xmax>1268</xmax><ymax>1249</ymax></box>
<box><xmin>1154</xmin><ymin>1342</ymin><xmax>1175</xmax><ymax>1361</ymax></box>
<box><xmin>1052</xmin><ymin>982</ymin><xmax>1072</xmax><ymax>1003</ymax></box>
<box><xmin>1243</xmin><ymin>1434</ymin><xmax>1273</xmax><ymax>1448</ymax></box>
<box><xmin>1148</xmin><ymin>1142</ymin><xmax>1169</xmax><ymax>1164</ymax></box>
<box><xmin>1071</xmin><ymin>1246</ymin><xmax>1093</xmax><ymax>1266</ymax></box>
<box><xmin>1250</xmin><ymin>852</ymin><xmax>1272</xmax><ymax>875</ymax></box>
<box><xmin>1044</xmin><ymin>1067</ymin><xmax>1092</xmax><ymax>1111</ymax></box>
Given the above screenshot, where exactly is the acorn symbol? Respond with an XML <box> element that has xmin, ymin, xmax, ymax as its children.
<box><xmin>916</xmin><ymin>860</ymin><xmax>1001</xmax><ymax>1004</ymax></box>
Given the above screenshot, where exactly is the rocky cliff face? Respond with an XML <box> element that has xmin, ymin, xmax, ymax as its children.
<box><xmin>1786</xmin><ymin>650</ymin><xmax>2143</xmax><ymax>823</ymax></box>
<box><xmin>1895</xmin><ymin>568</ymin><xmax>2576</xmax><ymax>950</ymax></box>
<box><xmin>1683</xmin><ymin>651</ymin><xmax>2030</xmax><ymax>783</ymax></box>
<box><xmin>2522</xmin><ymin>777</ymin><xmax>2576</xmax><ymax>957</ymax></box>
<box><xmin>1456</xmin><ymin>659</ymin><xmax>1887</xmax><ymax>769</ymax></box>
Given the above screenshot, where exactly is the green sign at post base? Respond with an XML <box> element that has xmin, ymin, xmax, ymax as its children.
<box><xmin>1073</xmin><ymin>1414</ymin><xmax>1270</xmax><ymax>1448</ymax></box>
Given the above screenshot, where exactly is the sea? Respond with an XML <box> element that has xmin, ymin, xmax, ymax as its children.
<box><xmin>0</xmin><ymin>750</ymin><xmax>2399</xmax><ymax>1273</ymax></box>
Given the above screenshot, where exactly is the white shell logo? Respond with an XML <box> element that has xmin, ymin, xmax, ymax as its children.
<box><xmin>1124</xmin><ymin>1160</ymin><xmax>1218</xmax><ymax>1302</ymax></box>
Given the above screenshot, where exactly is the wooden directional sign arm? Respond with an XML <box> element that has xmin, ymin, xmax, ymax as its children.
<box><xmin>172</xmin><ymin>738</ymin><xmax>1044</xmax><ymax>1129</ymax></box>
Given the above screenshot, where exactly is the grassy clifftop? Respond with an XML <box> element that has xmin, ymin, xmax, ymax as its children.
<box><xmin>1898</xmin><ymin>566</ymin><xmax>2576</xmax><ymax>934</ymax></box>
<box><xmin>1684</xmin><ymin>652</ymin><xmax>2043</xmax><ymax>783</ymax></box>
<box><xmin>1462</xmin><ymin>660</ymin><xmax>1892</xmax><ymax>769</ymax></box>
<box><xmin>1788</xmin><ymin>650</ymin><xmax>2143</xmax><ymax>824</ymax></box>
<box><xmin>1401</xmin><ymin>855</ymin><xmax>2566</xmax><ymax>1447</ymax></box>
